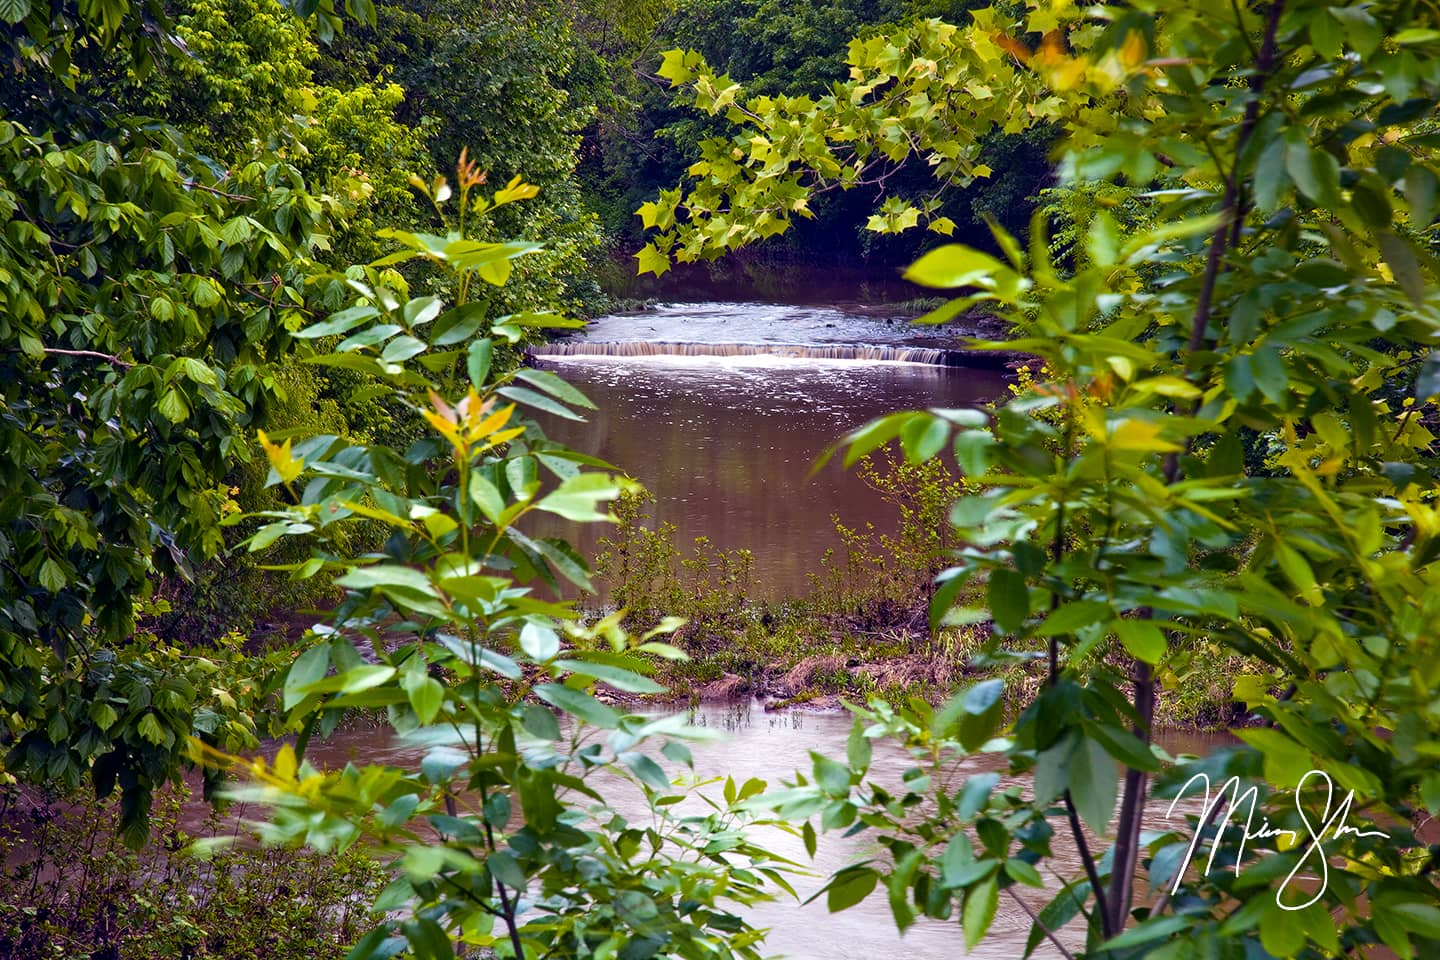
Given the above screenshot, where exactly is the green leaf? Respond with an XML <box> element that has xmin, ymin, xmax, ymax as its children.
<box><xmin>956</xmin><ymin>772</ymin><xmax>999</xmax><ymax>819</ymax></box>
<box><xmin>1379</xmin><ymin>230</ymin><xmax>1426</xmax><ymax>305</ymax></box>
<box><xmin>899</xmin><ymin>414</ymin><xmax>948</xmax><ymax>463</ymax></box>
<box><xmin>636</xmin><ymin>243</ymin><xmax>670</xmax><ymax>276</ymax></box>
<box><xmin>405</xmin><ymin>674</ymin><xmax>444</xmax><ymax>725</ymax></box>
<box><xmin>137</xmin><ymin>713</ymin><xmax>167</xmax><ymax>746</ymax></box>
<box><xmin>962</xmin><ymin>875</ymin><xmax>999</xmax><ymax>951</ymax></box>
<box><xmin>656</xmin><ymin>49</ymin><xmax>692</xmax><ymax>85</ymax></box>
<box><xmin>1284</xmin><ymin>136</ymin><xmax>1341</xmax><ymax>208</ymax></box>
<box><xmin>1253</xmin><ymin>138</ymin><xmax>1288</xmax><ymax>211</ymax></box>
<box><xmin>554</xmin><ymin>659</ymin><xmax>665</xmax><ymax>694</ymax></box>
<box><xmin>1251</xmin><ymin>347</ymin><xmax>1288</xmax><ymax>404</ymax></box>
<box><xmin>1114</xmin><ymin>620</ymin><xmax>1166</xmax><ymax>664</ymax></box>
<box><xmin>535</xmin><ymin>473</ymin><xmax>626</xmax><ymax>522</ymax></box>
<box><xmin>496</xmin><ymin>385</ymin><xmax>583</xmax><ymax>421</ymax></box>
<box><xmin>295</xmin><ymin>305</ymin><xmax>380</xmax><ymax>339</ymax></box>
<box><xmin>1024</xmin><ymin>885</ymin><xmax>1085</xmax><ymax>959</ymax></box>
<box><xmin>533</xmin><ymin>684</ymin><xmax>621</xmax><ymax>728</ymax></box>
<box><xmin>1390</xmin><ymin>902</ymin><xmax>1440</xmax><ymax>939</ymax></box>
<box><xmin>36</xmin><ymin>558</ymin><xmax>67</xmax><ymax>593</ymax></box>
<box><xmin>336</xmin><ymin>564</ymin><xmax>437</xmax><ymax>596</ymax></box>
<box><xmin>1103</xmin><ymin>916</ymin><xmax>1192</xmax><ymax>950</ymax></box>
<box><xmin>1404</xmin><ymin>165</ymin><xmax>1438</xmax><ymax>226</ymax></box>
<box><xmin>158</xmin><ymin>389</ymin><xmax>190</xmax><ymax>423</ymax></box>
<box><xmin>812</xmin><ymin>752</ymin><xmax>852</xmax><ymax>798</ymax></box>
<box><xmin>486</xmin><ymin>851</ymin><xmax>527</xmax><ymax>891</ymax></box>
<box><xmin>953</xmin><ymin>429</ymin><xmax>997</xmax><ymax>477</ymax></box>
<box><xmin>837</xmin><ymin>412</ymin><xmax>911</xmax><ymax>468</ymax></box>
<box><xmin>1236</xmin><ymin>729</ymin><xmax>1312</xmax><ymax>788</ymax></box>
<box><xmin>846</xmin><ymin>718</ymin><xmax>872</xmax><ymax>773</ymax></box>
<box><xmin>514</xmin><ymin>367</ymin><xmax>597</xmax><ymax>410</ymax></box>
<box><xmin>940</xmin><ymin>835</ymin><xmax>987</xmax><ymax>889</ymax></box>
<box><xmin>1035</xmin><ymin>600</ymin><xmax>1111</xmax><ymax>637</ymax></box>
<box><xmin>467</xmin><ymin>338</ymin><xmax>493</xmax><ymax>388</ymax></box>
<box><xmin>1069</xmin><ymin>735</ymin><xmax>1117</xmax><ymax>834</ymax></box>
<box><xmin>381</xmin><ymin>335</ymin><xmax>427</xmax><ymax>363</ymax></box>
<box><xmin>0</xmin><ymin>0</ymin><xmax>32</xmax><ymax>25</ymax></box>
<box><xmin>469</xmin><ymin>473</ymin><xmax>505</xmax><ymax>525</ymax></box>
<box><xmin>825</xmin><ymin>867</ymin><xmax>879</xmax><ymax>912</ymax></box>
<box><xmin>620</xmin><ymin>751</ymin><xmax>671</xmax><ymax>791</ymax></box>
<box><xmin>1085</xmin><ymin>720</ymin><xmax>1160</xmax><ymax>772</ymax></box>
<box><xmin>987</xmin><ymin>568</ymin><xmax>1029</xmax><ymax>634</ymax></box>
<box><xmin>179</xmin><ymin>358</ymin><xmax>217</xmax><ymax>386</ymax></box>
<box><xmin>285</xmin><ymin>642</ymin><xmax>331</xmax><ymax>711</ymax></box>
<box><xmin>903</xmin><ymin>245</ymin><xmax>1005</xmax><ymax>289</ymax></box>
<box><xmin>1260</xmin><ymin>898</ymin><xmax>1307</xmax><ymax>957</ymax></box>
<box><xmin>519</xmin><ymin>623</ymin><xmax>560</xmax><ymax>662</ymax></box>
<box><xmin>1005</xmin><ymin>858</ymin><xmax>1044</xmax><ymax>888</ymax></box>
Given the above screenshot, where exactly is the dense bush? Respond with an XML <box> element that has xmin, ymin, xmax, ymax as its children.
<box><xmin>0</xmin><ymin>779</ymin><xmax>386</xmax><ymax>959</ymax></box>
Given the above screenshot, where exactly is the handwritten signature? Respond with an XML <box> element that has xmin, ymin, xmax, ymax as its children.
<box><xmin>1166</xmin><ymin>769</ymin><xmax>1391</xmax><ymax>910</ymax></box>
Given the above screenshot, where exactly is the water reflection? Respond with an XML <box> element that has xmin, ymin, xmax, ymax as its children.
<box><xmin>602</xmin><ymin>259</ymin><xmax>939</xmax><ymax>309</ymax></box>
<box><xmin>527</xmin><ymin>353</ymin><xmax>1007</xmax><ymax>598</ymax></box>
<box><xmin>303</xmin><ymin>703</ymin><xmax>1227</xmax><ymax>960</ymax></box>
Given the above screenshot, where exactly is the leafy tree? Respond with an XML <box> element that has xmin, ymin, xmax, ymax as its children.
<box><xmin>582</xmin><ymin>0</ymin><xmax>1051</xmax><ymax>257</ymax></box>
<box><xmin>312</xmin><ymin>0</ymin><xmax>609</xmax><ymax>314</ymax></box>
<box><xmin>644</xmin><ymin>1</ymin><xmax>1440</xmax><ymax>956</ymax></box>
<box><xmin>209</xmin><ymin>165</ymin><xmax>797</xmax><ymax>960</ymax></box>
<box><xmin>0</xmin><ymin>0</ymin><xmax>396</xmax><ymax>839</ymax></box>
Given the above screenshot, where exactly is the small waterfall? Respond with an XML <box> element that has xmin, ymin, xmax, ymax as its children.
<box><xmin>529</xmin><ymin>340</ymin><xmax>979</xmax><ymax>367</ymax></box>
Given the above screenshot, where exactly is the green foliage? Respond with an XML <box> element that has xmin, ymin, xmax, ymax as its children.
<box><xmin>0</xmin><ymin>0</ymin><xmax>401</xmax><ymax>839</ymax></box>
<box><xmin>814</xmin><ymin>452</ymin><xmax>968</xmax><ymax>611</ymax></box>
<box><xmin>651</xmin><ymin>0</ymin><xmax>1440</xmax><ymax>955</ymax></box>
<box><xmin>584</xmin><ymin>0</ymin><xmax>1050</xmax><ymax>255</ymax></box>
<box><xmin>0</xmin><ymin>780</ymin><xmax>387</xmax><ymax>959</ymax></box>
<box><xmin>0</xmin><ymin>628</ymin><xmax>285</xmax><ymax>848</ymax></box>
<box><xmin>216</xmin><ymin>172</ymin><xmax>798</xmax><ymax>959</ymax></box>
<box><xmin>593</xmin><ymin>491</ymin><xmax>757</xmax><ymax>624</ymax></box>
<box><xmin>312</xmin><ymin>0</ymin><xmax>609</xmax><ymax>314</ymax></box>
<box><xmin>635</xmin><ymin>13</ymin><xmax>1056</xmax><ymax>274</ymax></box>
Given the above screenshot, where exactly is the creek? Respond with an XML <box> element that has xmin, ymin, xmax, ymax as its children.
<box><xmin>304</xmin><ymin>701</ymin><xmax>1227</xmax><ymax>960</ymax></box>
<box><xmin>528</xmin><ymin>299</ymin><xmax>1009</xmax><ymax>598</ymax></box>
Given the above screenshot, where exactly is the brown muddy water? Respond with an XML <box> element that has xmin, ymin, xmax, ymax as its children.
<box><xmin>527</xmin><ymin>302</ymin><xmax>1009</xmax><ymax>599</ymax></box>
<box><xmin>302</xmin><ymin>701</ymin><xmax>1227</xmax><ymax>960</ymax></box>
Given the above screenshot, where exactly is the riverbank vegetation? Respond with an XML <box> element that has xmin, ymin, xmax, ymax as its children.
<box><xmin>591</xmin><ymin>448</ymin><xmax>1249</xmax><ymax>728</ymax></box>
<box><xmin>3</xmin><ymin>1</ymin><xmax>1440</xmax><ymax>959</ymax></box>
<box><xmin>0</xmin><ymin>780</ymin><xmax>387</xmax><ymax>959</ymax></box>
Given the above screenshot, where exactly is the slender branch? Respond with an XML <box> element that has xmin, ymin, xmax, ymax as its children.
<box><xmin>480</xmin><ymin>791</ymin><xmax>528</xmax><ymax>960</ymax></box>
<box><xmin>40</xmin><ymin>347</ymin><xmax>132</xmax><ymax>368</ymax></box>
<box><xmin>1113</xmin><ymin>0</ymin><xmax>1289</xmax><ymax>935</ymax></box>
<box><xmin>1104</xmin><ymin>659</ymin><xmax>1155</xmax><ymax>933</ymax></box>
<box><xmin>1149</xmin><ymin>793</ymin><xmax>1229</xmax><ymax>919</ymax></box>
<box><xmin>1186</xmin><ymin>0</ymin><xmax>1286</xmax><ymax>354</ymax></box>
<box><xmin>182</xmin><ymin>179</ymin><xmax>254</xmax><ymax>202</ymax></box>
<box><xmin>1064</xmin><ymin>790</ymin><xmax>1112</xmax><ymax>938</ymax></box>
<box><xmin>1006</xmin><ymin>886</ymin><xmax>1078</xmax><ymax>960</ymax></box>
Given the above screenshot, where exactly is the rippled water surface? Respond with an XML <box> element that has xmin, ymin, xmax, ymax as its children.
<box><xmin>525</xmin><ymin>301</ymin><xmax>1008</xmax><ymax>597</ymax></box>
<box><xmin>305</xmin><ymin>702</ymin><xmax>1227</xmax><ymax>960</ymax></box>
<box><xmin>563</xmin><ymin>301</ymin><xmax>975</xmax><ymax>348</ymax></box>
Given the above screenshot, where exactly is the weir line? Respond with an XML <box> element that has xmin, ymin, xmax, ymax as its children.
<box><xmin>526</xmin><ymin>340</ymin><xmax>997</xmax><ymax>367</ymax></box>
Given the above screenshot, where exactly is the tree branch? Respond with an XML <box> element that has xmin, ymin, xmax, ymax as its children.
<box><xmin>1111</xmin><ymin>0</ymin><xmax>1289</xmax><ymax>935</ymax></box>
<box><xmin>40</xmin><ymin>347</ymin><xmax>132</xmax><ymax>369</ymax></box>
<box><xmin>182</xmin><ymin>179</ymin><xmax>255</xmax><ymax>202</ymax></box>
<box><xmin>1064</xmin><ymin>790</ymin><xmax>1112</xmax><ymax>938</ymax></box>
<box><xmin>1006</xmin><ymin>885</ymin><xmax>1078</xmax><ymax>960</ymax></box>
